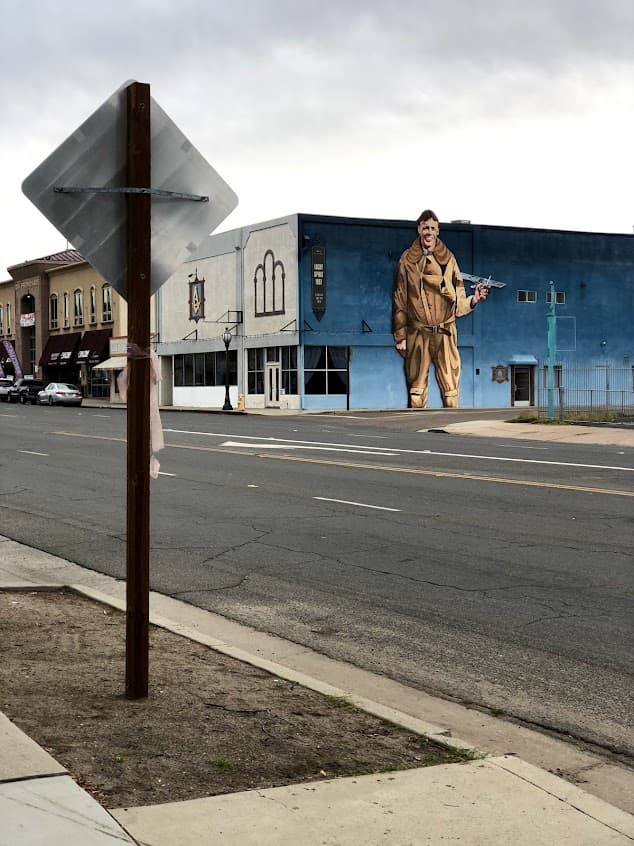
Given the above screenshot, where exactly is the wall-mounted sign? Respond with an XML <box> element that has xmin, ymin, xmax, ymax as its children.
<box><xmin>188</xmin><ymin>272</ymin><xmax>205</xmax><ymax>322</ymax></box>
<box><xmin>491</xmin><ymin>364</ymin><xmax>509</xmax><ymax>383</ymax></box>
<box><xmin>20</xmin><ymin>313</ymin><xmax>35</xmax><ymax>327</ymax></box>
<box><xmin>311</xmin><ymin>244</ymin><xmax>326</xmax><ymax>320</ymax></box>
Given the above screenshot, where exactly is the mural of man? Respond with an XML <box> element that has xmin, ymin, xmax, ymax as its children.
<box><xmin>392</xmin><ymin>209</ymin><xmax>488</xmax><ymax>408</ymax></box>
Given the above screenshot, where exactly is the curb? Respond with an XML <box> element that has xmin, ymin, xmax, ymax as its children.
<box><xmin>70</xmin><ymin>583</ymin><xmax>483</xmax><ymax>759</ymax></box>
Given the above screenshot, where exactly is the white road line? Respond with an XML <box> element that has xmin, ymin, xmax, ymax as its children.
<box><xmin>163</xmin><ymin>428</ymin><xmax>634</xmax><ymax>473</ymax></box>
<box><xmin>221</xmin><ymin>441</ymin><xmax>398</xmax><ymax>456</ymax></box>
<box><xmin>313</xmin><ymin>496</ymin><xmax>400</xmax><ymax>512</ymax></box>
<box><xmin>158</xmin><ymin>471</ymin><xmax>177</xmax><ymax>477</ymax></box>
<box><xmin>18</xmin><ymin>450</ymin><xmax>48</xmax><ymax>456</ymax></box>
<box><xmin>494</xmin><ymin>444</ymin><xmax>549</xmax><ymax>450</ymax></box>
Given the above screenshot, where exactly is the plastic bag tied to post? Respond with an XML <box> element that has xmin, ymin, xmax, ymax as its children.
<box><xmin>117</xmin><ymin>347</ymin><xmax>164</xmax><ymax>478</ymax></box>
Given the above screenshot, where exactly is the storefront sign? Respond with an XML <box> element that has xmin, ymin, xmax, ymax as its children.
<box><xmin>20</xmin><ymin>312</ymin><xmax>35</xmax><ymax>327</ymax></box>
<box><xmin>188</xmin><ymin>272</ymin><xmax>205</xmax><ymax>322</ymax></box>
<box><xmin>311</xmin><ymin>244</ymin><xmax>326</xmax><ymax>320</ymax></box>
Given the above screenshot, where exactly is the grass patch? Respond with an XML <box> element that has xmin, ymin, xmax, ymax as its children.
<box><xmin>324</xmin><ymin>695</ymin><xmax>355</xmax><ymax>710</ymax></box>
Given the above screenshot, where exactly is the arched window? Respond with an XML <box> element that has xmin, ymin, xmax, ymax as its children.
<box><xmin>6</xmin><ymin>303</ymin><xmax>12</xmax><ymax>335</ymax></box>
<box><xmin>49</xmin><ymin>294</ymin><xmax>58</xmax><ymax>329</ymax></box>
<box><xmin>102</xmin><ymin>285</ymin><xmax>113</xmax><ymax>322</ymax></box>
<box><xmin>0</xmin><ymin>304</ymin><xmax>4</xmax><ymax>335</ymax></box>
<box><xmin>73</xmin><ymin>289</ymin><xmax>84</xmax><ymax>327</ymax></box>
<box><xmin>89</xmin><ymin>286</ymin><xmax>96</xmax><ymax>324</ymax></box>
<box><xmin>63</xmin><ymin>293</ymin><xmax>70</xmax><ymax>328</ymax></box>
<box><xmin>254</xmin><ymin>250</ymin><xmax>286</xmax><ymax>316</ymax></box>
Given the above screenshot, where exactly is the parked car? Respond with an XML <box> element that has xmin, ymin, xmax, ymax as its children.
<box><xmin>7</xmin><ymin>378</ymin><xmax>46</xmax><ymax>404</ymax></box>
<box><xmin>37</xmin><ymin>383</ymin><xmax>83</xmax><ymax>406</ymax></box>
<box><xmin>0</xmin><ymin>377</ymin><xmax>14</xmax><ymax>401</ymax></box>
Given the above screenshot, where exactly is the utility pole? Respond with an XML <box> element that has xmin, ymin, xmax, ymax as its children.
<box><xmin>546</xmin><ymin>281</ymin><xmax>557</xmax><ymax>421</ymax></box>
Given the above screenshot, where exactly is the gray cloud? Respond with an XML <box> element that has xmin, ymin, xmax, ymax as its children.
<box><xmin>1</xmin><ymin>0</ymin><xmax>633</xmax><ymax>270</ymax></box>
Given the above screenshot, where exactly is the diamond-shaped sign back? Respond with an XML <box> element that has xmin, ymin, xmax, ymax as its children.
<box><xmin>22</xmin><ymin>80</ymin><xmax>238</xmax><ymax>298</ymax></box>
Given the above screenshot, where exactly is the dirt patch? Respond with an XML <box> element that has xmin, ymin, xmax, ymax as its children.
<box><xmin>0</xmin><ymin>589</ymin><xmax>465</xmax><ymax>809</ymax></box>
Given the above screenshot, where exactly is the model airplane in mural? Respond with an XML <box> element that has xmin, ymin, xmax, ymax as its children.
<box><xmin>462</xmin><ymin>272</ymin><xmax>507</xmax><ymax>290</ymax></box>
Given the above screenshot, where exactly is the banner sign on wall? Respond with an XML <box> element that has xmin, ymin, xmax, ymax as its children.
<box><xmin>311</xmin><ymin>244</ymin><xmax>326</xmax><ymax>320</ymax></box>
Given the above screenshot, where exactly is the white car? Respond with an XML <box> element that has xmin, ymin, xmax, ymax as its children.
<box><xmin>0</xmin><ymin>377</ymin><xmax>13</xmax><ymax>401</ymax></box>
<box><xmin>37</xmin><ymin>382</ymin><xmax>83</xmax><ymax>406</ymax></box>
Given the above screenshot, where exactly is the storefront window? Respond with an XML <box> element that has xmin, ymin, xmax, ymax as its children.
<box><xmin>174</xmin><ymin>351</ymin><xmax>237</xmax><ymax>387</ymax></box>
<box><xmin>304</xmin><ymin>346</ymin><xmax>348</xmax><ymax>395</ymax></box>
<box><xmin>248</xmin><ymin>346</ymin><xmax>297</xmax><ymax>394</ymax></box>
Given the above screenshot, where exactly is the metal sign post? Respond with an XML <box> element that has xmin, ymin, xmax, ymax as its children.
<box><xmin>547</xmin><ymin>281</ymin><xmax>557</xmax><ymax>421</ymax></box>
<box><xmin>22</xmin><ymin>78</ymin><xmax>238</xmax><ymax>701</ymax></box>
<box><xmin>125</xmin><ymin>82</ymin><xmax>152</xmax><ymax>699</ymax></box>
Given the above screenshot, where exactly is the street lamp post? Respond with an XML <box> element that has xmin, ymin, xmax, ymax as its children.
<box><xmin>222</xmin><ymin>327</ymin><xmax>233</xmax><ymax>411</ymax></box>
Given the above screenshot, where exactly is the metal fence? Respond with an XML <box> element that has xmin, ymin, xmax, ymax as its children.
<box><xmin>536</xmin><ymin>365</ymin><xmax>634</xmax><ymax>420</ymax></box>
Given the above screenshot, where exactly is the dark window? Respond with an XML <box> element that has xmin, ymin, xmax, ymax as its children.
<box><xmin>543</xmin><ymin>365</ymin><xmax>563</xmax><ymax>388</ymax></box>
<box><xmin>304</xmin><ymin>346</ymin><xmax>348</xmax><ymax>395</ymax></box>
<box><xmin>517</xmin><ymin>290</ymin><xmax>537</xmax><ymax>303</ymax></box>
<box><xmin>204</xmin><ymin>352</ymin><xmax>216</xmax><ymax>386</ymax></box>
<box><xmin>281</xmin><ymin>346</ymin><xmax>297</xmax><ymax>394</ymax></box>
<box><xmin>184</xmin><ymin>355</ymin><xmax>194</xmax><ymax>386</ymax></box>
<box><xmin>193</xmin><ymin>353</ymin><xmax>205</xmax><ymax>386</ymax></box>
<box><xmin>248</xmin><ymin>348</ymin><xmax>265</xmax><ymax>394</ymax></box>
<box><xmin>174</xmin><ymin>352</ymin><xmax>236</xmax><ymax>388</ymax></box>
<box><xmin>49</xmin><ymin>295</ymin><xmax>58</xmax><ymax>330</ymax></box>
<box><xmin>546</xmin><ymin>291</ymin><xmax>566</xmax><ymax>304</ymax></box>
<box><xmin>174</xmin><ymin>355</ymin><xmax>184</xmax><ymax>387</ymax></box>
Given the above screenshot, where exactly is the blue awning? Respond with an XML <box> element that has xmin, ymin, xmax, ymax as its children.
<box><xmin>508</xmin><ymin>355</ymin><xmax>538</xmax><ymax>365</ymax></box>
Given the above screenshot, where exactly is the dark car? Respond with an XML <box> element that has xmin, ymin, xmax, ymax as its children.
<box><xmin>7</xmin><ymin>378</ymin><xmax>46</xmax><ymax>404</ymax></box>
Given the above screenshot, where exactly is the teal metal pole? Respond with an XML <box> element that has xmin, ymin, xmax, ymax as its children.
<box><xmin>546</xmin><ymin>281</ymin><xmax>556</xmax><ymax>420</ymax></box>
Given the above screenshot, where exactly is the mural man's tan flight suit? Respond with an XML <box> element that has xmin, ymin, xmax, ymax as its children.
<box><xmin>393</xmin><ymin>232</ymin><xmax>477</xmax><ymax>409</ymax></box>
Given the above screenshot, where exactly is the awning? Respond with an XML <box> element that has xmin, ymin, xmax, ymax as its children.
<box><xmin>508</xmin><ymin>355</ymin><xmax>538</xmax><ymax>365</ymax></box>
<box><xmin>93</xmin><ymin>356</ymin><xmax>127</xmax><ymax>371</ymax></box>
<box><xmin>76</xmin><ymin>329</ymin><xmax>112</xmax><ymax>366</ymax></box>
<box><xmin>39</xmin><ymin>332</ymin><xmax>82</xmax><ymax>367</ymax></box>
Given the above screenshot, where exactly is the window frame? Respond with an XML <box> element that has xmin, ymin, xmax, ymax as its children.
<box><xmin>89</xmin><ymin>286</ymin><xmax>97</xmax><ymax>324</ymax></box>
<box><xmin>304</xmin><ymin>345</ymin><xmax>349</xmax><ymax>395</ymax></box>
<box><xmin>73</xmin><ymin>288</ymin><xmax>84</xmax><ymax>327</ymax></box>
<box><xmin>173</xmin><ymin>351</ymin><xmax>237</xmax><ymax>388</ymax></box>
<box><xmin>49</xmin><ymin>294</ymin><xmax>58</xmax><ymax>330</ymax></box>
<box><xmin>102</xmin><ymin>284</ymin><xmax>113</xmax><ymax>322</ymax></box>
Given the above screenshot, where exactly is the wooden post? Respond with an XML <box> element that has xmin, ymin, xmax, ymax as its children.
<box><xmin>125</xmin><ymin>81</ymin><xmax>151</xmax><ymax>699</ymax></box>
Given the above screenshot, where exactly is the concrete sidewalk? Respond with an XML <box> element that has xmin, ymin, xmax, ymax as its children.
<box><xmin>435</xmin><ymin>419</ymin><xmax>634</xmax><ymax>448</ymax></box>
<box><xmin>1</xmin><ymin>537</ymin><xmax>633</xmax><ymax>845</ymax></box>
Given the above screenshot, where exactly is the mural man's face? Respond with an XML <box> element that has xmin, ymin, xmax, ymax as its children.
<box><xmin>418</xmin><ymin>219</ymin><xmax>439</xmax><ymax>252</ymax></box>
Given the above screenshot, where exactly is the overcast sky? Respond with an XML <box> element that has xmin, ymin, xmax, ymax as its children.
<box><xmin>2</xmin><ymin>0</ymin><xmax>633</xmax><ymax>274</ymax></box>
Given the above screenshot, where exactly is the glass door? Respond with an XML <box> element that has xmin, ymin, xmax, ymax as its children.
<box><xmin>512</xmin><ymin>365</ymin><xmax>534</xmax><ymax>406</ymax></box>
<box><xmin>265</xmin><ymin>363</ymin><xmax>281</xmax><ymax>407</ymax></box>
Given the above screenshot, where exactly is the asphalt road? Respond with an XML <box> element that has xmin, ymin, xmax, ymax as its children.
<box><xmin>1</xmin><ymin>403</ymin><xmax>632</xmax><ymax>761</ymax></box>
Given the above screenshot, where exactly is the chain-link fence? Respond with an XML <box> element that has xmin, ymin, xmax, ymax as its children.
<box><xmin>536</xmin><ymin>365</ymin><xmax>634</xmax><ymax>421</ymax></box>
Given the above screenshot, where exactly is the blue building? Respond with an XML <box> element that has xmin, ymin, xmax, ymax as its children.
<box><xmin>156</xmin><ymin>214</ymin><xmax>634</xmax><ymax>412</ymax></box>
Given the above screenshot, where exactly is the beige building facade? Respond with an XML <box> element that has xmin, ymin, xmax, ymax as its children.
<box><xmin>3</xmin><ymin>250</ymin><xmax>140</xmax><ymax>398</ymax></box>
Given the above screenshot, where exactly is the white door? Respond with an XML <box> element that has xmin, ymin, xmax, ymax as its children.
<box><xmin>265</xmin><ymin>363</ymin><xmax>281</xmax><ymax>407</ymax></box>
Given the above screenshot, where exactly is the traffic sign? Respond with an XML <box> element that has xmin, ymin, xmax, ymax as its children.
<box><xmin>22</xmin><ymin>80</ymin><xmax>238</xmax><ymax>298</ymax></box>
